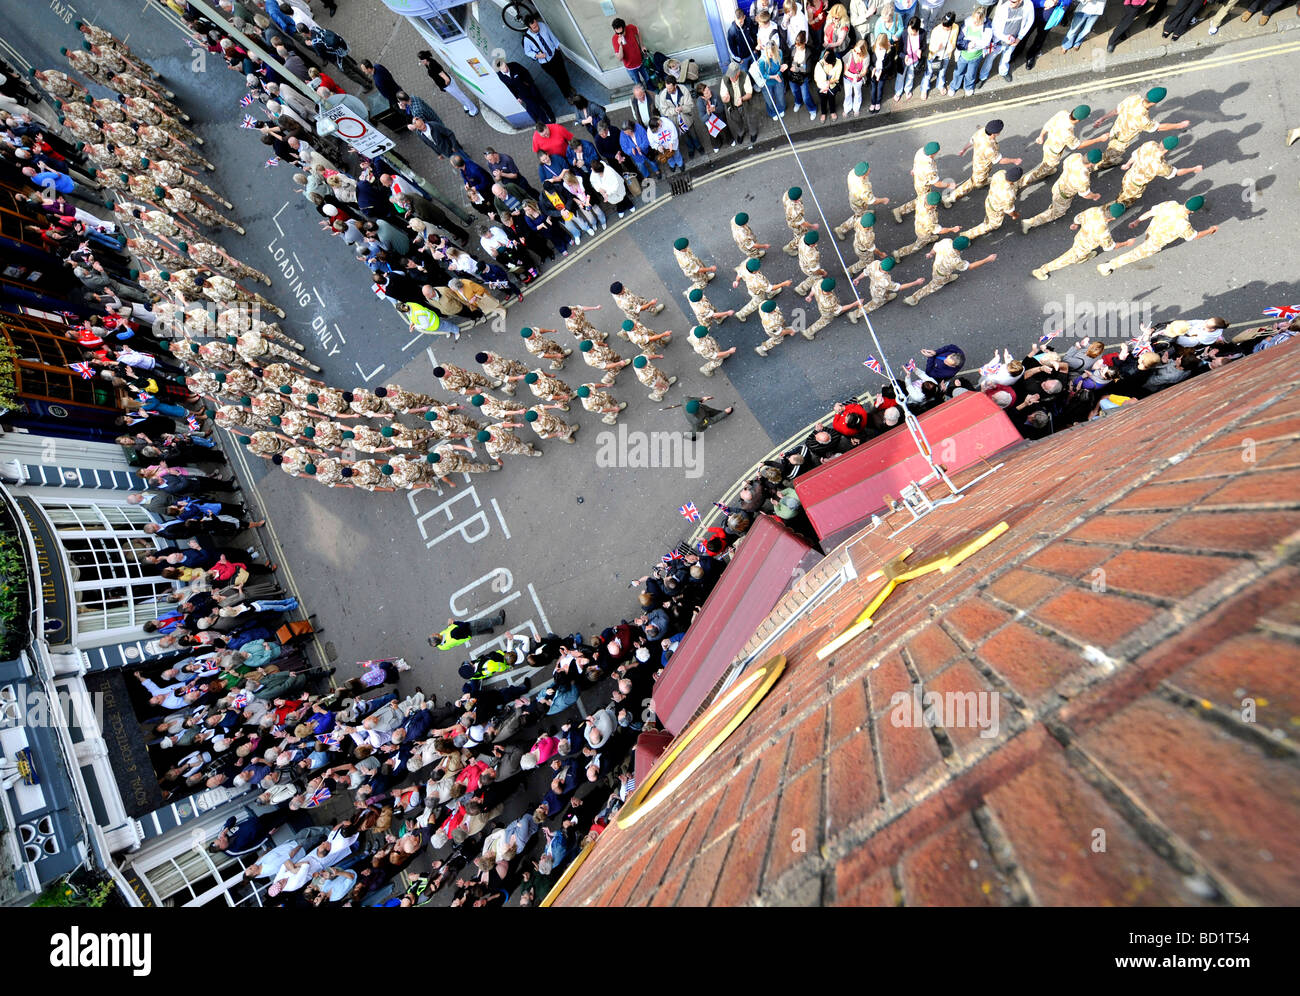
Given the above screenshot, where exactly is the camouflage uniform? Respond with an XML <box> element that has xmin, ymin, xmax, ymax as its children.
<box><xmin>945</xmin><ymin>127</ymin><xmax>1001</xmax><ymax>207</ymax></box>
<box><xmin>60</xmin><ymin>114</ymin><xmax>105</xmax><ymax>145</ymax></box>
<box><xmin>479</xmin><ymin>353</ymin><xmax>530</xmax><ymax>395</ymax></box>
<box><xmin>386</xmin><ymin>455</ymin><xmax>440</xmax><ymax>489</ymax></box>
<box><xmin>65</xmin><ymin>48</ymin><xmax>112</xmax><ymax>85</ymax></box>
<box><xmin>215</xmin><ymin>404</ymin><xmax>269</xmax><ymax>432</ymax></box>
<box><xmin>734</xmin><ymin>263</ymin><xmax>781</xmax><ymax>321</ymax></box>
<box><xmin>135</xmin><ymin>208</ymin><xmax>187</xmax><ymax>239</ymax></box>
<box><xmin>138</xmin><ymin>124</ymin><xmax>212</xmax><ymax>171</ymax></box>
<box><xmin>278</xmin><ymin>409</ymin><xmax>322</xmax><ymax>439</ymax></box>
<box><xmin>196</xmin><ymin>341</ymin><xmax>237</xmax><ymax>369</ymax></box>
<box><xmin>894</xmin><ymin>198</ymin><xmax>944</xmax><ymax>260</ymax></box>
<box><xmin>688</xmin><ymin>291</ymin><xmax>728</xmax><ymax>330</ymax></box>
<box><xmin>346</xmin><ymin>425</ymin><xmax>394</xmax><ymax>454</ymax></box>
<box><xmin>893</xmin><ymin>148</ymin><xmax>939</xmax><ymax>223</ymax></box>
<box><xmin>382</xmin><ymin>424</ymin><xmax>437</xmax><ymax>451</ymax></box>
<box><xmin>1021</xmin><ymin>153</ymin><xmax>1095</xmax><ymax>233</ymax></box>
<box><xmin>82</xmin><ymin>142</ymin><xmax>128</xmax><ymax>171</ymax></box>
<box><xmin>612</xmin><ymin>286</ymin><xmax>663</xmax><ymax>321</ymax></box>
<box><xmin>781</xmin><ymin>190</ymin><xmax>814</xmax><ymax>255</ymax></box>
<box><xmin>203</xmin><ymin>273</ymin><xmax>282</xmax><ymax>320</ymax></box>
<box><xmin>617</xmin><ymin>317</ymin><xmax>663</xmax><ymax>350</ymax></box>
<box><xmin>526</xmin><ymin>370</ymin><xmax>573</xmax><ymax>405</ymax></box>
<box><xmin>311</xmin><ymin>422</ymin><xmax>347</xmax><ymax>451</ymax></box>
<box><xmin>247</xmin><ymin>431</ymin><xmax>290</xmax><ymax>457</ymax></box>
<box><xmin>347</xmin><ymin>389</ymin><xmax>389</xmax><ymax>418</ymax></box>
<box><xmin>437</xmin><ymin>363</ymin><xmax>496</xmax><ymax>397</ymax></box>
<box><xmin>904</xmin><ymin>239</ymin><xmax>971</xmax><ymax>306</ymax></box>
<box><xmin>310</xmin><ymin>387</ymin><xmax>354</xmax><ymax>417</ymax></box>
<box><xmin>672</xmin><ymin>246</ymin><xmax>714</xmax><ymax>290</ymax></box>
<box><xmin>579</xmin><ymin>340</ymin><xmax>627</xmax><ymax>385</ymax></box>
<box><xmin>859</xmin><ymin>261</ymin><xmax>903</xmax><ymax>314</ymax></box>
<box><xmin>432</xmin><ymin>441</ymin><xmax>496</xmax><ymax>474</ymax></box>
<box><xmin>1032</xmin><ymin>206</ymin><xmax>1116</xmax><ymax>279</ymax></box>
<box><xmin>122</xmin><ymin>97</ymin><xmax>201</xmax><ymax>146</ymax></box>
<box><xmin>253</xmin><ymin>363</ymin><xmax>293</xmax><ymax>394</ymax></box>
<box><xmin>483</xmin><ymin>425</ymin><xmax>541</xmax><ymax>460</ymax></box>
<box><xmin>1098</xmin><ymin>200</ymin><xmax>1198</xmax><ymax>275</ymax></box>
<box><xmin>1018</xmin><ymin>110</ymin><xmax>1080</xmax><ymax>191</ymax></box>
<box><xmin>1117</xmin><ymin>141</ymin><xmax>1177</xmax><ymax>207</ymax></box>
<box><xmin>562</xmin><ymin>310</ymin><xmax>605</xmax><ymax>342</ymax></box>
<box><xmin>249</xmin><ymin>391</ymin><xmax>287</xmax><ymax>420</ymax></box>
<box><xmin>163</xmin><ymin>186</ymin><xmax>242</xmax><ymax>234</ymax></box>
<box><xmin>730</xmin><ymin>216</ymin><xmax>765</xmax><ymax>258</ymax></box>
<box><xmin>578</xmin><ymin>386</ymin><xmax>626</xmax><ymax>425</ymax></box>
<box><xmin>793</xmin><ymin>237</ymin><xmax>825</xmax><ymax>296</ymax></box>
<box><xmin>148</xmin><ymin>159</ymin><xmax>229</xmax><ymax>209</ymax></box>
<box><xmin>834</xmin><ymin>167</ymin><xmax>879</xmax><ymax>239</ymax></box>
<box><xmin>846</xmin><ymin>221</ymin><xmax>882</xmax><ymax>275</ymax></box>
<box><xmin>426</xmin><ymin>409</ymin><xmax>484</xmax><ymax>439</ymax></box>
<box><xmin>79</xmin><ymin>24</ymin><xmax>155</xmax><ymax>78</ymax></box>
<box><xmin>348</xmin><ymin>460</ymin><xmax>391</xmax><ymax>492</ymax></box>
<box><xmin>222</xmin><ymin>367</ymin><xmax>260</xmax><ymax>398</ymax></box>
<box><xmin>34</xmin><ymin>70</ymin><xmax>88</xmax><ymax>102</ymax></box>
<box><xmin>383</xmin><ymin>384</ymin><xmax>441</xmax><ymax>416</ymax></box>
<box><xmin>469</xmin><ymin>395</ymin><xmax>520</xmax><ymax>422</ymax></box>
<box><xmin>522</xmin><ymin>331</ymin><xmax>571</xmax><ymax>370</ymax></box>
<box><xmin>756</xmin><ymin>301</ymin><xmax>794</xmax><ymax>355</ymax></box>
<box><xmin>689</xmin><ymin>331</ymin><xmax>728</xmax><ymax>376</ymax></box>
<box><xmin>311</xmin><ymin>457</ymin><xmax>348</xmax><ymax>487</ymax></box>
<box><xmin>804</xmin><ymin>282</ymin><xmax>849</xmax><ymax>340</ymax></box>
<box><xmin>526</xmin><ymin>406</ymin><xmax>578</xmax><ymax>443</ymax></box>
<box><xmin>89</xmin><ymin>98</ymin><xmax>127</xmax><ymax>124</ymax></box>
<box><xmin>633</xmin><ymin>354</ymin><xmax>675</xmax><ymax>401</ymax></box>
<box><xmin>186</xmin><ymin>370</ymin><xmax>221</xmax><ymax>398</ymax></box>
<box><xmin>1099</xmin><ymin>94</ymin><xmax>1159</xmax><ymax>169</ymax></box>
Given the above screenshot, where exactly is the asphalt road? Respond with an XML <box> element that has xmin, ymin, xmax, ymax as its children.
<box><xmin>5</xmin><ymin>3</ymin><xmax>1298</xmax><ymax>700</ymax></box>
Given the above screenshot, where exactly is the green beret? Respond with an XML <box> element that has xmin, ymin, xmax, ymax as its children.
<box><xmin>952</xmin><ymin>236</ymin><xmax>970</xmax><ymax>251</ymax></box>
<box><xmin>853</xmin><ymin>162</ymin><xmax>869</xmax><ymax>176</ymax></box>
<box><xmin>688</xmin><ymin>288</ymin><xmax>703</xmax><ymax>302</ymax></box>
<box><xmin>1146</xmin><ymin>87</ymin><xmax>1167</xmax><ymax>103</ymax></box>
<box><xmin>685</xmin><ymin>400</ymin><xmax>700</xmax><ymax>414</ymax></box>
<box><xmin>153</xmin><ymin>185</ymin><xmax>166</xmax><ymax>198</ymax></box>
<box><xmin>760</xmin><ymin>300</ymin><xmax>776</xmax><ymax>313</ymax></box>
<box><xmin>1109</xmin><ymin>203</ymin><xmax>1126</xmax><ymax>218</ymax></box>
<box><xmin>427</xmin><ymin>453</ymin><xmax>442</xmax><ymax>464</ymax></box>
<box><xmin>470</xmin><ymin>394</ymin><xmax>485</xmax><ymax>406</ymax></box>
<box><xmin>380</xmin><ymin>426</ymin><xmax>396</xmax><ymax>437</ymax></box>
<box><xmin>576</xmin><ymin>385</ymin><xmax>591</xmax><ymax>398</ymax></box>
<box><xmin>305</xmin><ymin>393</ymin><xmax>319</xmax><ymax>404</ymax></box>
<box><xmin>159</xmin><ymin>270</ymin><xmax>171</xmax><ymax>280</ymax></box>
<box><xmin>237</xmin><ymin>436</ymin><xmax>250</xmax><ymax>445</ymax></box>
<box><xmin>1163</xmin><ymin>135</ymin><xmax>1179</xmax><ymax>151</ymax></box>
<box><xmin>524</xmin><ymin>410</ymin><xmax>538</xmax><ymax>422</ymax></box>
<box><xmin>303</xmin><ymin>463</ymin><xmax>317</xmax><ymax>475</ymax></box>
<box><xmin>279</xmin><ymin>385</ymin><xmax>292</xmax><ymax>394</ymax></box>
<box><xmin>787</xmin><ymin>186</ymin><xmax>802</xmax><ymax>200</ymax></box>
<box><xmin>1071</xmin><ymin>104</ymin><xmax>1091</xmax><ymax>120</ymax></box>
<box><xmin>923</xmin><ymin>141</ymin><xmax>940</xmax><ymax>156</ymax></box>
<box><xmin>880</xmin><ymin>257</ymin><xmax>896</xmax><ymax>272</ymax></box>
<box><xmin>268</xmin><ymin>415</ymin><xmax>281</xmax><ymax>426</ymax></box>
<box><xmin>621</xmin><ymin>320</ymin><xmax>634</xmax><ymax>331</ymax></box>
<box><xmin>820</xmin><ymin>277</ymin><xmax>836</xmax><ymax>292</ymax></box>
<box><xmin>342</xmin><ymin>431</ymin><xmax>355</xmax><ymax>440</ymax></box>
<box><xmin>214</xmin><ymin>371</ymin><xmax>227</xmax><ymax>382</ymax></box>
<box><xmin>745</xmin><ymin>258</ymin><xmax>761</xmax><ymax>272</ymax></box>
<box><xmin>524</xmin><ymin>372</ymin><xmax>539</xmax><ymax>383</ymax></box>
<box><xmin>302</xmin><ymin>427</ymin><xmax>315</xmax><ymax>438</ymax></box>
<box><xmin>380</xmin><ymin>464</ymin><xmax>394</xmax><ymax>475</ymax></box>
<box><xmin>632</xmin><ymin>355</ymin><xmax>647</xmax><ymax>368</ymax></box>
<box><xmin>1086</xmin><ymin>148</ymin><xmax>1102</xmax><ymax>164</ymax></box>
<box><xmin>926</xmin><ymin>191</ymin><xmax>942</xmax><ymax>205</ymax></box>
<box><xmin>190</xmin><ymin>344</ymin><xmax>201</xmax><ymax>354</ymax></box>
<box><xmin>692</xmin><ymin>326</ymin><xmax>708</xmax><ymax>338</ymax></box>
<box><xmin>239</xmin><ymin>395</ymin><xmax>252</xmax><ymax>406</ymax></box>
<box><xmin>476</xmin><ymin>430</ymin><xmax>491</xmax><ymax>442</ymax></box>
<box><xmin>424</xmin><ymin>411</ymin><xmax>439</xmax><ymax>420</ymax></box>
<box><xmin>520</xmin><ymin>327</ymin><xmax>534</xmax><ymax>338</ymax></box>
<box><xmin>225</xmin><ymin>335</ymin><xmax>238</xmax><ymax>344</ymax></box>
<box><xmin>579</xmin><ymin>339</ymin><xmax>593</xmax><ymax>351</ymax></box>
<box><xmin>1184</xmin><ymin>195</ymin><xmax>1204</xmax><ymax>212</ymax></box>
<box><xmin>803</xmin><ymin>230</ymin><xmax>818</xmax><ymax>245</ymax></box>
<box><xmin>733</xmin><ymin>212</ymin><xmax>749</xmax><ymax>225</ymax></box>
<box><xmin>140</xmin><ymin>158</ymin><xmax>150</xmax><ymax>168</ymax></box>
<box><xmin>176</xmin><ymin>241</ymin><xmax>189</xmax><ymax>251</ymax></box>
<box><xmin>673</xmin><ymin>237</ymin><xmax>689</xmax><ymax>251</ymax></box>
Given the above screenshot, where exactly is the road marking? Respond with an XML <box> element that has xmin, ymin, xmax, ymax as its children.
<box><xmin>527</xmin><ymin>583</ymin><xmax>552</xmax><ymax>632</ymax></box>
<box><xmin>356</xmin><ymin>361</ymin><xmax>384</xmax><ymax>382</ymax></box>
<box><xmin>490</xmin><ymin>498</ymin><xmax>510</xmax><ymax>539</ymax></box>
<box><xmin>291</xmin><ymin>250</ymin><xmax>305</xmax><ymax>273</ymax></box>
<box><xmin>400</xmin><ymin>331</ymin><xmax>426</xmax><ymax>351</ymax></box>
<box><xmin>332</xmin><ymin>322</ymin><xmax>346</xmax><ymax>345</ymax></box>
<box><xmin>271</xmin><ymin>200</ymin><xmax>288</xmax><ymax>236</ymax></box>
<box><xmin>313</xmin><ymin>286</ymin><xmax>325</xmax><ymax>307</ymax></box>
<box><xmin>0</xmin><ymin>38</ymin><xmax>31</xmax><ymax>70</ymax></box>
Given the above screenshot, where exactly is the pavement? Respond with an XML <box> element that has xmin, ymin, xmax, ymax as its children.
<box><xmin>2</xmin><ymin>4</ymin><xmax>1298</xmax><ymax>706</ymax></box>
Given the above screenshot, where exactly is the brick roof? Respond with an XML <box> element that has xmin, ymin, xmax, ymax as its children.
<box><xmin>552</xmin><ymin>342</ymin><xmax>1300</xmax><ymax>906</ymax></box>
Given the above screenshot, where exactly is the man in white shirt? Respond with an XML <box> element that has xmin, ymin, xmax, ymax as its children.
<box><xmin>590</xmin><ymin>161</ymin><xmax>634</xmax><ymax>217</ymax></box>
<box><xmin>522</xmin><ymin>14</ymin><xmax>574</xmax><ymax>98</ymax></box>
<box><xmin>647</xmin><ymin>115</ymin><xmax>683</xmax><ymax>173</ymax></box>
<box><xmin>986</xmin><ymin>0</ymin><xmax>1034</xmax><ymax>84</ymax></box>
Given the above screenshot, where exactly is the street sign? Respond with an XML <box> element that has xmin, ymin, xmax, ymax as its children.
<box><xmin>320</xmin><ymin>102</ymin><xmax>395</xmax><ymax>158</ymax></box>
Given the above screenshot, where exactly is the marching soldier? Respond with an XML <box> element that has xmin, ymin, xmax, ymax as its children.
<box><xmin>75</xmin><ymin>21</ymin><xmax>160</xmax><ymax>79</ymax></box>
<box><xmin>157</xmin><ymin>185</ymin><xmax>244</xmax><ymax>235</ymax></box>
<box><xmin>852</xmin><ymin>257</ymin><xmax>922</xmax><ymax>314</ymax></box>
<box><xmin>618</xmin><ymin>317</ymin><xmax>672</xmax><ymax>350</ymax></box>
<box><xmin>196</xmin><ymin>338</ymin><xmax>238</xmax><ymax>370</ymax></box>
<box><xmin>342</xmin><ymin>388</ymin><xmax>387</xmax><ymax>418</ymax></box>
<box><xmin>732</xmin><ymin>258</ymin><xmax>792</xmax><ymax>321</ymax></box>
<box><xmin>82</xmin><ymin>143</ymin><xmax>131</xmax><ymax>172</ymax></box>
<box><xmin>755</xmin><ymin>299</ymin><xmax>797</xmax><ymax>357</ymax></box>
<box><xmin>833</xmin><ymin>162</ymin><xmax>889</xmax><ymax>240</ymax></box>
<box><xmin>846</xmin><ymin>212</ymin><xmax>888</xmax><ymax>275</ymax></box>
<box><xmin>520</xmin><ymin>327</ymin><xmax>571</xmax><ymax>370</ymax></box>
<box><xmin>423</xmin><ymin>408</ymin><xmax>486</xmax><ymax>442</ymax></box>
<box><xmin>234</xmin><ymin>331</ymin><xmax>320</xmax><ymax>373</ymax></box>
<box><xmin>33</xmin><ymin>68</ymin><xmax>89</xmax><ymax>103</ymax></box>
<box><xmin>130</xmin><ymin>205</ymin><xmax>197</xmax><ymax>240</ymax></box>
<box><xmin>477</xmin><ymin>425</ymin><xmax>542</xmax><ymax>465</ymax></box>
<box><xmin>87</xmin><ymin>97</ymin><xmax>127</xmax><ymax>124</ymax></box>
<box><xmin>135</xmin><ymin>122</ymin><xmax>214</xmax><ymax>171</ymax></box>
<box><xmin>428</xmin><ymin>443</ymin><xmax>499</xmax><ymax>476</ymax></box>
<box><xmin>730</xmin><ymin>211</ymin><xmax>770</xmax><ymax>259</ymax></box>
<box><xmin>610</xmin><ymin>281</ymin><xmax>665</xmax><ymax>321</ymax></box>
<box><xmin>434</xmin><ymin>363</ymin><xmax>498</xmax><ymax>397</ymax></box>
<box><xmin>687</xmin><ymin>287</ymin><xmax>735</xmax><ymax>329</ymax></box>
<box><xmin>349</xmin><ymin>460</ymin><xmax>398</xmax><ymax>493</ymax></box>
<box><xmin>124</xmin><ymin>235</ymin><xmax>186</xmax><ymax>272</ymax></box>
<box><xmin>474</xmin><ymin>350</ymin><xmax>530</xmax><ymax>395</ymax></box>
<box><xmin>144</xmin><ymin>157</ymin><xmax>231</xmax><ymax>210</ymax></box>
<box><xmin>341</xmin><ymin>424</ymin><xmax>398</xmax><ymax>454</ymax></box>
<box><xmin>781</xmin><ymin>186</ymin><xmax>818</xmax><ymax>256</ymax></box>
<box><xmin>1021</xmin><ymin>149</ymin><xmax>1103</xmax><ymax>234</ymax></box>
<box><xmin>558</xmin><ymin>304</ymin><xmax>606</xmax><ymax>342</ymax></box>
<box><xmin>219</xmin><ymin>367</ymin><xmax>261</xmax><ymax>398</ymax></box>
<box><xmin>1097</xmin><ymin>196</ymin><xmax>1217</xmax><ymax>277</ymax></box>
<box><xmin>63</xmin><ymin>45</ymin><xmax>113</xmax><ymax>86</ymax></box>
<box><xmin>577</xmin><ymin>339</ymin><xmax>630</xmax><ymax>385</ymax></box>
<box><xmin>120</xmin><ymin>172</ymin><xmax>165</xmax><ymax>209</ymax></box>
<box><xmin>689</xmin><ymin>326</ymin><xmax>736</xmax><ymax>376</ymax></box>
<box><xmin>468</xmin><ymin>392</ymin><xmax>526</xmax><ymax>424</ymax></box>
<box><xmin>178</xmin><ymin>239</ymin><xmax>271</xmax><ymax>286</ymax></box>
<box><xmin>1091</xmin><ymin>87</ymin><xmax>1188</xmax><ymax>170</ymax></box>
<box><xmin>160</xmin><ymin>268</ymin><xmax>206</xmax><ymax>300</ymax></box>
<box><xmin>240</xmin><ymin>430</ymin><xmax>293</xmax><ymax>459</ymax></box>
<box><xmin>121</xmin><ymin>95</ymin><xmax>201</xmax><ymax>145</ymax></box>
<box><xmin>381</xmin><ymin>384</ymin><xmax>444</xmax><ymax>416</ymax></box>
<box><xmin>524</xmin><ymin>406</ymin><xmax>579</xmax><ymax>444</ymax></box>
<box><xmin>275</xmin><ymin>409</ymin><xmax>325</xmax><ymax>441</ymax></box>
<box><xmin>945</xmin><ymin>121</ymin><xmax>1021</xmax><ymax>208</ymax></box>
<box><xmin>59</xmin><ymin>113</ymin><xmax>105</xmax><ymax>146</ymax></box>
<box><xmin>523</xmin><ymin>370</ymin><xmax>574</xmax><ymax>408</ymax></box>
<box><xmin>1115</xmin><ymin>136</ymin><xmax>1202</xmax><ymax>208</ymax></box>
<box><xmin>201</xmin><ymin>273</ymin><xmax>284</xmax><ymax>319</ymax></box>
<box><xmin>631</xmin><ymin>354</ymin><xmax>677</xmax><ymax>402</ymax></box>
<box><xmin>672</xmin><ymin>237</ymin><xmax>717</xmax><ymax>292</ymax></box>
<box><xmin>793</xmin><ymin>230</ymin><xmax>827</xmax><ymax>296</ymax></box>
<box><xmin>804</xmin><ymin>276</ymin><xmax>861</xmax><ymax>339</ymax></box>
<box><xmin>214</xmin><ymin>403</ymin><xmax>271</xmax><ymax>433</ymax></box>
<box><xmin>904</xmin><ymin>237</ymin><xmax>996</xmax><ymax>306</ymax></box>
<box><xmin>892</xmin><ymin>142</ymin><xmax>953</xmax><ymax>223</ymax></box>
<box><xmin>959</xmin><ymin>166</ymin><xmax>1022</xmax><ymax>242</ymax></box>
<box><xmin>576</xmin><ymin>384</ymin><xmax>627</xmax><ymax>425</ymax></box>
<box><xmin>894</xmin><ymin>191</ymin><xmax>960</xmax><ymax>260</ymax></box>
<box><xmin>256</xmin><ymin>364</ymin><xmax>297</xmax><ymax>393</ymax></box>
<box><xmin>250</xmin><ymin>391</ymin><xmax>289</xmax><ymax>422</ymax></box>
<box><xmin>1017</xmin><ymin>105</ymin><xmax>1106</xmax><ymax>192</ymax></box>
<box><xmin>381</xmin><ymin>423</ymin><xmax>439</xmax><ymax>451</ymax></box>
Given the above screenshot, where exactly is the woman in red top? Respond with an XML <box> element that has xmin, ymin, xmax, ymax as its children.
<box><xmin>806</xmin><ymin>0</ymin><xmax>830</xmax><ymax>54</ymax></box>
<box><xmin>611</xmin><ymin>18</ymin><xmax>648</xmax><ymax>88</ymax></box>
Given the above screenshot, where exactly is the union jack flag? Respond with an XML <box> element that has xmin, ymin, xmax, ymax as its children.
<box><xmin>306</xmin><ymin>785</ymin><xmax>331</xmax><ymax>808</ymax></box>
<box><xmin>186</xmin><ymin>414</ymin><xmax>202</xmax><ymax>432</ymax></box>
<box><xmin>1039</xmin><ymin>329</ymin><xmax>1060</xmax><ymax>344</ymax></box>
<box><xmin>240</xmin><ymin>114</ymin><xmax>257</xmax><ymax>129</ymax></box>
<box><xmin>713</xmin><ymin>502</ymin><xmax>735</xmax><ymax>515</ymax></box>
<box><xmin>239</xmin><ymin>93</ymin><xmax>254</xmax><ymax>107</ymax></box>
<box><xmin>862</xmin><ymin>355</ymin><xmax>882</xmax><ymax>375</ymax></box>
<box><xmin>696</xmin><ymin>540</ymin><xmax>709</xmax><ymax>554</ymax></box>
<box><xmin>1128</xmin><ymin>337</ymin><xmax>1153</xmax><ymax>356</ymax></box>
<box><xmin>679</xmin><ymin>501</ymin><xmax>700</xmax><ymax>522</ymax></box>
<box><xmin>135</xmin><ymin>391</ymin><xmax>152</xmax><ymax>403</ymax></box>
<box><xmin>661</xmin><ymin>550</ymin><xmax>683</xmax><ymax>564</ymax></box>
<box><xmin>229</xmin><ymin>689</ymin><xmax>251</xmax><ymax>710</ymax></box>
<box><xmin>264</xmin><ymin>156</ymin><xmax>280</xmax><ymax>168</ymax></box>
<box><xmin>979</xmin><ymin>357</ymin><xmax>1001</xmax><ymax>380</ymax></box>
<box><xmin>68</xmin><ymin>361</ymin><xmax>94</xmax><ymax>379</ymax></box>
<box><xmin>1263</xmin><ymin>305</ymin><xmax>1300</xmax><ymax>319</ymax></box>
<box><xmin>904</xmin><ymin>358</ymin><xmax>917</xmax><ymax>374</ymax></box>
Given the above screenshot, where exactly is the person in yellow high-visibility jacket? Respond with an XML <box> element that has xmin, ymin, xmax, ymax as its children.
<box><xmin>398</xmin><ymin>300</ymin><xmax>461</xmax><ymax>341</ymax></box>
<box><xmin>428</xmin><ymin>611</ymin><xmax>506</xmax><ymax>649</ymax></box>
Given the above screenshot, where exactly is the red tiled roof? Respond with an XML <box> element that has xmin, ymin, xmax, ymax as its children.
<box><xmin>553</xmin><ymin>342</ymin><xmax>1300</xmax><ymax>906</ymax></box>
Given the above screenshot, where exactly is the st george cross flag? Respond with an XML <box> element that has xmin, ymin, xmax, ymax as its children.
<box><xmin>68</xmin><ymin>361</ymin><xmax>94</xmax><ymax>379</ymax></box>
<box><xmin>240</xmin><ymin>114</ymin><xmax>257</xmax><ymax>129</ymax></box>
<box><xmin>1263</xmin><ymin>305</ymin><xmax>1300</xmax><ymax>319</ymax></box>
<box><xmin>239</xmin><ymin>93</ymin><xmax>254</xmax><ymax>107</ymax></box>
<box><xmin>1038</xmin><ymin>329</ymin><xmax>1060</xmax><ymax>344</ymax></box>
<box><xmin>862</xmin><ymin>355</ymin><xmax>883</xmax><ymax>375</ymax></box>
<box><xmin>679</xmin><ymin>501</ymin><xmax>700</xmax><ymax>522</ymax></box>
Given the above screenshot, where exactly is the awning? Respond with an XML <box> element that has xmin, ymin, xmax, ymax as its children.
<box><xmin>378</xmin><ymin>0</ymin><xmax>470</xmax><ymax>16</ymax></box>
<box><xmin>652</xmin><ymin>514</ymin><xmax>817</xmax><ymax>736</ymax></box>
